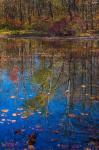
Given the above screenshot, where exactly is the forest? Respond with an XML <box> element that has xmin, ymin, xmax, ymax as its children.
<box><xmin>0</xmin><ymin>0</ymin><xmax>99</xmax><ymax>36</ymax></box>
<box><xmin>0</xmin><ymin>1</ymin><xmax>99</xmax><ymax>149</ymax></box>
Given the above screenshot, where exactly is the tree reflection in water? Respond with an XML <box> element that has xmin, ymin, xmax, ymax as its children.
<box><xmin>0</xmin><ymin>38</ymin><xmax>99</xmax><ymax>149</ymax></box>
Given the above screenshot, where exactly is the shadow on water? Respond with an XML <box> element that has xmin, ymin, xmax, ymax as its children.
<box><xmin>0</xmin><ymin>38</ymin><xmax>99</xmax><ymax>150</ymax></box>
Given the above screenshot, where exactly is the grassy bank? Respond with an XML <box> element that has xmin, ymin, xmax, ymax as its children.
<box><xmin>0</xmin><ymin>29</ymin><xmax>50</xmax><ymax>37</ymax></box>
<box><xmin>0</xmin><ymin>28</ymin><xmax>99</xmax><ymax>39</ymax></box>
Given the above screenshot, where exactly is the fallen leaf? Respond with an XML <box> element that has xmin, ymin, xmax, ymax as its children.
<box><xmin>52</xmin><ymin>130</ymin><xmax>60</xmax><ymax>134</ymax></box>
<box><xmin>38</xmin><ymin>111</ymin><xmax>42</xmax><ymax>114</ymax></box>
<box><xmin>11</xmin><ymin>120</ymin><xmax>16</xmax><ymax>123</ymax></box>
<box><xmin>21</xmin><ymin>116</ymin><xmax>28</xmax><ymax>119</ymax></box>
<box><xmin>51</xmin><ymin>138</ymin><xmax>59</xmax><ymax>142</ymax></box>
<box><xmin>12</xmin><ymin>113</ymin><xmax>17</xmax><ymax>117</ymax></box>
<box><xmin>68</xmin><ymin>113</ymin><xmax>76</xmax><ymax>118</ymax></box>
<box><xmin>14</xmin><ymin>129</ymin><xmax>25</xmax><ymax>135</ymax></box>
<box><xmin>17</xmin><ymin>108</ymin><xmax>24</xmax><ymax>111</ymax></box>
<box><xmin>81</xmin><ymin>85</ymin><xmax>86</xmax><ymax>88</ymax></box>
<box><xmin>1</xmin><ymin>119</ymin><xmax>6</xmax><ymax>122</ymax></box>
<box><xmin>10</xmin><ymin>96</ymin><xmax>16</xmax><ymax>99</ymax></box>
<box><xmin>1</xmin><ymin>109</ymin><xmax>9</xmax><ymax>113</ymax></box>
<box><xmin>81</xmin><ymin>113</ymin><xmax>88</xmax><ymax>116</ymax></box>
<box><xmin>20</xmin><ymin>97</ymin><xmax>24</xmax><ymax>100</ymax></box>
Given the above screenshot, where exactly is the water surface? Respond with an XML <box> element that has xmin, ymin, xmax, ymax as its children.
<box><xmin>0</xmin><ymin>38</ymin><xmax>99</xmax><ymax>150</ymax></box>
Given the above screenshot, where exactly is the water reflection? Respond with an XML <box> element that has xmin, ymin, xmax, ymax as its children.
<box><xmin>0</xmin><ymin>38</ymin><xmax>99</xmax><ymax>149</ymax></box>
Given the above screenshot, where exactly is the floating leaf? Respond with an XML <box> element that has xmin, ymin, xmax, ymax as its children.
<box><xmin>57</xmin><ymin>144</ymin><xmax>68</xmax><ymax>149</ymax></box>
<box><xmin>12</xmin><ymin>113</ymin><xmax>17</xmax><ymax>117</ymax></box>
<box><xmin>1</xmin><ymin>109</ymin><xmax>9</xmax><ymax>113</ymax></box>
<box><xmin>21</xmin><ymin>116</ymin><xmax>28</xmax><ymax>119</ymax></box>
<box><xmin>81</xmin><ymin>113</ymin><xmax>88</xmax><ymax>116</ymax></box>
<box><xmin>10</xmin><ymin>96</ymin><xmax>16</xmax><ymax>99</ymax></box>
<box><xmin>81</xmin><ymin>85</ymin><xmax>86</xmax><ymax>88</ymax></box>
<box><xmin>1</xmin><ymin>119</ymin><xmax>6</xmax><ymax>122</ymax></box>
<box><xmin>37</xmin><ymin>111</ymin><xmax>42</xmax><ymax>114</ymax></box>
<box><xmin>52</xmin><ymin>130</ymin><xmax>60</xmax><ymax>134</ymax></box>
<box><xmin>20</xmin><ymin>97</ymin><xmax>24</xmax><ymax>100</ymax></box>
<box><xmin>51</xmin><ymin>138</ymin><xmax>59</xmax><ymax>142</ymax></box>
<box><xmin>17</xmin><ymin>108</ymin><xmax>24</xmax><ymax>111</ymax></box>
<box><xmin>11</xmin><ymin>120</ymin><xmax>16</xmax><ymax>123</ymax></box>
<box><xmin>68</xmin><ymin>113</ymin><xmax>76</xmax><ymax>118</ymax></box>
<box><xmin>14</xmin><ymin>129</ymin><xmax>25</xmax><ymax>135</ymax></box>
<box><xmin>1</xmin><ymin>114</ymin><xmax>5</xmax><ymax>116</ymax></box>
<box><xmin>85</xmin><ymin>148</ymin><xmax>91</xmax><ymax>150</ymax></box>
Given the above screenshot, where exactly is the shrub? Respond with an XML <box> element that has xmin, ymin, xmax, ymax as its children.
<box><xmin>49</xmin><ymin>15</ymin><xmax>85</xmax><ymax>36</ymax></box>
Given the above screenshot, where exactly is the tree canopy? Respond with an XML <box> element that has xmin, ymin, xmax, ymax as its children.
<box><xmin>0</xmin><ymin>0</ymin><xmax>99</xmax><ymax>35</ymax></box>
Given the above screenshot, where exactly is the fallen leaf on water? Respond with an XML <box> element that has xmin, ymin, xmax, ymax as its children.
<box><xmin>85</xmin><ymin>93</ymin><xmax>89</xmax><ymax>96</ymax></box>
<box><xmin>11</xmin><ymin>120</ymin><xmax>16</xmax><ymax>123</ymax></box>
<box><xmin>17</xmin><ymin>108</ymin><xmax>24</xmax><ymax>111</ymax></box>
<box><xmin>81</xmin><ymin>113</ymin><xmax>89</xmax><ymax>116</ymax></box>
<box><xmin>57</xmin><ymin>144</ymin><xmax>68</xmax><ymax>149</ymax></box>
<box><xmin>12</xmin><ymin>113</ymin><xmax>17</xmax><ymax>117</ymax></box>
<box><xmin>1</xmin><ymin>114</ymin><xmax>5</xmax><ymax>116</ymax></box>
<box><xmin>47</xmin><ymin>92</ymin><xmax>51</xmax><ymax>95</ymax></box>
<box><xmin>84</xmin><ymin>148</ymin><xmax>91</xmax><ymax>150</ymax></box>
<box><xmin>51</xmin><ymin>138</ymin><xmax>59</xmax><ymax>142</ymax></box>
<box><xmin>38</xmin><ymin>111</ymin><xmax>42</xmax><ymax>114</ymax></box>
<box><xmin>64</xmin><ymin>90</ymin><xmax>70</xmax><ymax>94</ymax></box>
<box><xmin>36</xmin><ymin>128</ymin><xmax>44</xmax><ymax>132</ymax></box>
<box><xmin>7</xmin><ymin>119</ymin><xmax>11</xmax><ymax>122</ymax></box>
<box><xmin>10</xmin><ymin>96</ymin><xmax>16</xmax><ymax>99</ymax></box>
<box><xmin>68</xmin><ymin>113</ymin><xmax>76</xmax><ymax>118</ymax></box>
<box><xmin>35</xmin><ymin>125</ymin><xmax>41</xmax><ymax>128</ymax></box>
<box><xmin>20</xmin><ymin>97</ymin><xmax>24</xmax><ymax>100</ymax></box>
<box><xmin>16</xmin><ymin>112</ymin><xmax>21</xmax><ymax>116</ymax></box>
<box><xmin>28</xmin><ymin>145</ymin><xmax>35</xmax><ymax>150</ymax></box>
<box><xmin>21</xmin><ymin>116</ymin><xmax>28</xmax><ymax>119</ymax></box>
<box><xmin>81</xmin><ymin>85</ymin><xmax>86</xmax><ymax>88</ymax></box>
<box><xmin>71</xmin><ymin>144</ymin><xmax>82</xmax><ymax>149</ymax></box>
<box><xmin>52</xmin><ymin>130</ymin><xmax>60</xmax><ymax>134</ymax></box>
<box><xmin>3</xmin><ymin>142</ymin><xmax>15</xmax><ymax>148</ymax></box>
<box><xmin>14</xmin><ymin>129</ymin><xmax>25</xmax><ymax>135</ymax></box>
<box><xmin>1</xmin><ymin>119</ymin><xmax>6</xmax><ymax>122</ymax></box>
<box><xmin>1</xmin><ymin>109</ymin><xmax>9</xmax><ymax>113</ymax></box>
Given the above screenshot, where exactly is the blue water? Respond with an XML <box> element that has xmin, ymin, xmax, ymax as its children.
<box><xmin>0</xmin><ymin>39</ymin><xmax>99</xmax><ymax>150</ymax></box>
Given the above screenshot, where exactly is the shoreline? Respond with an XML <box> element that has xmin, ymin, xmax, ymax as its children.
<box><xmin>0</xmin><ymin>34</ymin><xmax>99</xmax><ymax>41</ymax></box>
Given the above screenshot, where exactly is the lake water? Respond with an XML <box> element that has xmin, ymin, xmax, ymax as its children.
<box><xmin>0</xmin><ymin>38</ymin><xmax>99</xmax><ymax>150</ymax></box>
